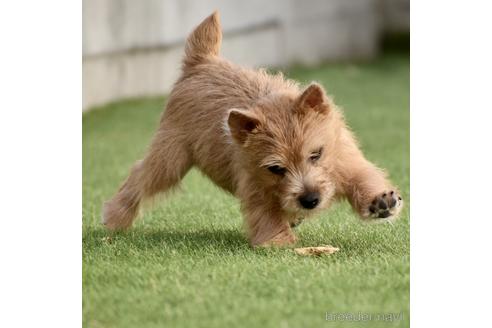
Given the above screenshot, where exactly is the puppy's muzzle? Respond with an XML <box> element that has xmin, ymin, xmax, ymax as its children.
<box><xmin>298</xmin><ymin>192</ymin><xmax>320</xmax><ymax>209</ymax></box>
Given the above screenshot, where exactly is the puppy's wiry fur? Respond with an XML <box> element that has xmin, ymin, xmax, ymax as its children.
<box><xmin>103</xmin><ymin>12</ymin><xmax>403</xmax><ymax>246</ymax></box>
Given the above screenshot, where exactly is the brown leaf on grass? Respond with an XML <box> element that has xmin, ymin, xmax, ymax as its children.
<box><xmin>294</xmin><ymin>245</ymin><xmax>340</xmax><ymax>256</ymax></box>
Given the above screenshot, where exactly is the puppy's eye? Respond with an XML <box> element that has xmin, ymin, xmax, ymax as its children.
<box><xmin>310</xmin><ymin>148</ymin><xmax>323</xmax><ymax>162</ymax></box>
<box><xmin>268</xmin><ymin>165</ymin><xmax>286</xmax><ymax>176</ymax></box>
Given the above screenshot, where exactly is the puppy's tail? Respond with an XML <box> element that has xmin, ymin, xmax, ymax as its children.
<box><xmin>183</xmin><ymin>11</ymin><xmax>222</xmax><ymax>68</ymax></box>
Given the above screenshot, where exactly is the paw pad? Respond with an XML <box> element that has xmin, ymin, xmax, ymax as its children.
<box><xmin>369</xmin><ymin>191</ymin><xmax>402</xmax><ymax>219</ymax></box>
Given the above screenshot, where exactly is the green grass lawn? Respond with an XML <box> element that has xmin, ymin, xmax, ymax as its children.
<box><xmin>83</xmin><ymin>53</ymin><xmax>409</xmax><ymax>328</ymax></box>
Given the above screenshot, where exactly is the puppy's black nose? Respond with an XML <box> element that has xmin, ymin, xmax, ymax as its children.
<box><xmin>299</xmin><ymin>192</ymin><xmax>320</xmax><ymax>209</ymax></box>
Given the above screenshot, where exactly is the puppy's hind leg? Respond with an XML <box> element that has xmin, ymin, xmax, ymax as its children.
<box><xmin>102</xmin><ymin>127</ymin><xmax>192</xmax><ymax>230</ymax></box>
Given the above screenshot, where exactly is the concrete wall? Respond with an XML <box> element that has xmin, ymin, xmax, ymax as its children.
<box><xmin>83</xmin><ymin>0</ymin><xmax>409</xmax><ymax>111</ymax></box>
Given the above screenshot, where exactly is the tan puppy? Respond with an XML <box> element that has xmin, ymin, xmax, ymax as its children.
<box><xmin>103</xmin><ymin>11</ymin><xmax>403</xmax><ymax>246</ymax></box>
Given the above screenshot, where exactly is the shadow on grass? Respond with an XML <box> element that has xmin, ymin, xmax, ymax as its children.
<box><xmin>82</xmin><ymin>223</ymin><xmax>405</xmax><ymax>259</ymax></box>
<box><xmin>83</xmin><ymin>226</ymin><xmax>251</xmax><ymax>254</ymax></box>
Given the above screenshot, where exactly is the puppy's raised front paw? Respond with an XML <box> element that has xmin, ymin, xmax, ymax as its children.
<box><xmin>368</xmin><ymin>191</ymin><xmax>402</xmax><ymax>219</ymax></box>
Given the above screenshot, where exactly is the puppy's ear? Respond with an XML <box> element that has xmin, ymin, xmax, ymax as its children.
<box><xmin>296</xmin><ymin>83</ymin><xmax>329</xmax><ymax>114</ymax></box>
<box><xmin>227</xmin><ymin>109</ymin><xmax>260</xmax><ymax>144</ymax></box>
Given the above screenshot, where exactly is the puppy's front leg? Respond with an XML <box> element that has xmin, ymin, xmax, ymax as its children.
<box><xmin>341</xmin><ymin>163</ymin><xmax>403</xmax><ymax>219</ymax></box>
<box><xmin>241</xmin><ymin>201</ymin><xmax>296</xmax><ymax>247</ymax></box>
<box><xmin>337</xmin><ymin>131</ymin><xmax>403</xmax><ymax>220</ymax></box>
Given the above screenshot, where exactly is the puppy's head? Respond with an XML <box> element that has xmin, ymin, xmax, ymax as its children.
<box><xmin>227</xmin><ymin>83</ymin><xmax>340</xmax><ymax>215</ymax></box>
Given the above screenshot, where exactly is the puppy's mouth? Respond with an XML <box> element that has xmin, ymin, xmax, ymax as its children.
<box><xmin>281</xmin><ymin>198</ymin><xmax>326</xmax><ymax>216</ymax></box>
<box><xmin>276</xmin><ymin>183</ymin><xmax>335</xmax><ymax>215</ymax></box>
<box><xmin>280</xmin><ymin>189</ymin><xmax>335</xmax><ymax>215</ymax></box>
